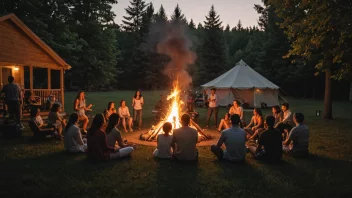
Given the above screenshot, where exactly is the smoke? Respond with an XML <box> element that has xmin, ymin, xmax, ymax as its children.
<box><xmin>147</xmin><ymin>22</ymin><xmax>197</xmax><ymax>90</ymax></box>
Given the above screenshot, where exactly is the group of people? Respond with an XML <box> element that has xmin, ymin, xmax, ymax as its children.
<box><xmin>73</xmin><ymin>90</ymin><xmax>144</xmax><ymax>134</ymax></box>
<box><xmin>213</xmin><ymin>104</ymin><xmax>309</xmax><ymax>163</ymax></box>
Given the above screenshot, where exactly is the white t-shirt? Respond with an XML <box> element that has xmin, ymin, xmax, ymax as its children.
<box><xmin>154</xmin><ymin>134</ymin><xmax>173</xmax><ymax>158</ymax></box>
<box><xmin>208</xmin><ymin>94</ymin><xmax>218</xmax><ymax>108</ymax></box>
<box><xmin>133</xmin><ymin>97</ymin><xmax>144</xmax><ymax>110</ymax></box>
<box><xmin>118</xmin><ymin>106</ymin><xmax>130</xmax><ymax>117</ymax></box>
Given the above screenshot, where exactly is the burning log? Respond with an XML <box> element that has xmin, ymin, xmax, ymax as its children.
<box><xmin>147</xmin><ymin>123</ymin><xmax>163</xmax><ymax>141</ymax></box>
<box><xmin>190</xmin><ymin>119</ymin><xmax>209</xmax><ymax>139</ymax></box>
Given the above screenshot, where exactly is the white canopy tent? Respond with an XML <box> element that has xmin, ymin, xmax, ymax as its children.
<box><xmin>201</xmin><ymin>60</ymin><xmax>280</xmax><ymax>107</ymax></box>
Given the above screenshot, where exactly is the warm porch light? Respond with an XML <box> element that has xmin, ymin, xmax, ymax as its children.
<box><xmin>256</xmin><ymin>89</ymin><xmax>260</xmax><ymax>92</ymax></box>
<box><xmin>14</xmin><ymin>67</ymin><xmax>19</xmax><ymax>71</ymax></box>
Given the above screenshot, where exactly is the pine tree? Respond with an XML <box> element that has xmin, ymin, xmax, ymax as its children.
<box><xmin>189</xmin><ymin>19</ymin><xmax>196</xmax><ymax>29</ymax></box>
<box><xmin>155</xmin><ymin>5</ymin><xmax>168</xmax><ymax>23</ymax></box>
<box><xmin>170</xmin><ymin>4</ymin><xmax>187</xmax><ymax>24</ymax></box>
<box><xmin>225</xmin><ymin>24</ymin><xmax>230</xmax><ymax>32</ymax></box>
<box><xmin>197</xmin><ymin>23</ymin><xmax>203</xmax><ymax>29</ymax></box>
<box><xmin>236</xmin><ymin>20</ymin><xmax>243</xmax><ymax>31</ymax></box>
<box><xmin>122</xmin><ymin>0</ymin><xmax>147</xmax><ymax>33</ymax></box>
<box><xmin>204</xmin><ymin>5</ymin><xmax>222</xmax><ymax>30</ymax></box>
<box><xmin>199</xmin><ymin>5</ymin><xmax>227</xmax><ymax>83</ymax></box>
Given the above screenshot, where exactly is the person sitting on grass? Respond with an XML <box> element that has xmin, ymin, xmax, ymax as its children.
<box><xmin>64</xmin><ymin>113</ymin><xmax>87</xmax><ymax>153</ymax></box>
<box><xmin>104</xmin><ymin>101</ymin><xmax>115</xmax><ymax>122</ymax></box>
<box><xmin>229</xmin><ymin>100</ymin><xmax>245</xmax><ymax>126</ymax></box>
<box><xmin>276</xmin><ymin>103</ymin><xmax>293</xmax><ymax>138</ymax></box>
<box><xmin>248</xmin><ymin>116</ymin><xmax>282</xmax><ymax>163</ymax></box>
<box><xmin>218</xmin><ymin>113</ymin><xmax>231</xmax><ymax>132</ymax></box>
<box><xmin>48</xmin><ymin>103</ymin><xmax>66</xmax><ymax>137</ymax></box>
<box><xmin>118</xmin><ymin>100</ymin><xmax>133</xmax><ymax>132</ymax></box>
<box><xmin>105</xmin><ymin>113</ymin><xmax>136</xmax><ymax>150</ymax></box>
<box><xmin>30</xmin><ymin>106</ymin><xmax>59</xmax><ymax>139</ymax></box>
<box><xmin>153</xmin><ymin>122</ymin><xmax>173</xmax><ymax>159</ymax></box>
<box><xmin>172</xmin><ymin>114</ymin><xmax>198</xmax><ymax>161</ymax></box>
<box><xmin>283</xmin><ymin>113</ymin><xmax>309</xmax><ymax>157</ymax></box>
<box><xmin>211</xmin><ymin>114</ymin><xmax>246</xmax><ymax>163</ymax></box>
<box><xmin>272</xmin><ymin>105</ymin><xmax>283</xmax><ymax>127</ymax></box>
<box><xmin>87</xmin><ymin>114</ymin><xmax>134</xmax><ymax>161</ymax></box>
<box><xmin>244</xmin><ymin>108</ymin><xmax>264</xmax><ymax>139</ymax></box>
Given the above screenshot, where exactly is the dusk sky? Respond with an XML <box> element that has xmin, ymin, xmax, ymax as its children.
<box><xmin>112</xmin><ymin>0</ymin><xmax>263</xmax><ymax>28</ymax></box>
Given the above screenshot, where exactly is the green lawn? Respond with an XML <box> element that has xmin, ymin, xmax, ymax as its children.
<box><xmin>1</xmin><ymin>91</ymin><xmax>352</xmax><ymax>197</ymax></box>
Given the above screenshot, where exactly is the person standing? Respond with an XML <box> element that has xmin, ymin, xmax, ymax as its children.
<box><xmin>206</xmin><ymin>88</ymin><xmax>219</xmax><ymax>128</ymax></box>
<box><xmin>132</xmin><ymin>90</ymin><xmax>144</xmax><ymax>130</ymax></box>
<box><xmin>172</xmin><ymin>114</ymin><xmax>198</xmax><ymax>161</ymax></box>
<box><xmin>1</xmin><ymin>76</ymin><xmax>22</xmax><ymax>126</ymax></box>
<box><xmin>211</xmin><ymin>114</ymin><xmax>246</xmax><ymax>162</ymax></box>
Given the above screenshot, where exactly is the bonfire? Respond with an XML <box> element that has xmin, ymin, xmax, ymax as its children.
<box><xmin>140</xmin><ymin>82</ymin><xmax>209</xmax><ymax>142</ymax></box>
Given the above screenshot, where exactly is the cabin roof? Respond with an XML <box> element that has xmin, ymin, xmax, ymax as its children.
<box><xmin>0</xmin><ymin>13</ymin><xmax>71</xmax><ymax>69</ymax></box>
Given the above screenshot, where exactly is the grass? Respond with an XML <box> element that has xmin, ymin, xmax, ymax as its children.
<box><xmin>1</xmin><ymin>90</ymin><xmax>352</xmax><ymax>197</ymax></box>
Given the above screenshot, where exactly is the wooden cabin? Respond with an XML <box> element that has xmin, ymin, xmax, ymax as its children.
<box><xmin>0</xmin><ymin>13</ymin><xmax>71</xmax><ymax>116</ymax></box>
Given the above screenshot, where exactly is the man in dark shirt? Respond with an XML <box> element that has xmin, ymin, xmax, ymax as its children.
<box><xmin>248</xmin><ymin>115</ymin><xmax>282</xmax><ymax>162</ymax></box>
<box><xmin>1</xmin><ymin>76</ymin><xmax>22</xmax><ymax>125</ymax></box>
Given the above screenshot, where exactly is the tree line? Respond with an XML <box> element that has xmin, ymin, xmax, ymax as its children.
<box><xmin>1</xmin><ymin>0</ymin><xmax>351</xmax><ymax>119</ymax></box>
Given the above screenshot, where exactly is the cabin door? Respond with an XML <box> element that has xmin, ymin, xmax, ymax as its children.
<box><xmin>2</xmin><ymin>68</ymin><xmax>12</xmax><ymax>86</ymax></box>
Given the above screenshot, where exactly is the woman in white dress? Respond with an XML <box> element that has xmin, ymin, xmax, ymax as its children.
<box><xmin>132</xmin><ymin>90</ymin><xmax>144</xmax><ymax>130</ymax></box>
<box><xmin>118</xmin><ymin>100</ymin><xmax>133</xmax><ymax>132</ymax></box>
<box><xmin>74</xmin><ymin>91</ymin><xmax>92</xmax><ymax>134</ymax></box>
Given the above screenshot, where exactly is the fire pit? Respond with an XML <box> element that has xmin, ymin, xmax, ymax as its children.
<box><xmin>140</xmin><ymin>87</ymin><xmax>210</xmax><ymax>142</ymax></box>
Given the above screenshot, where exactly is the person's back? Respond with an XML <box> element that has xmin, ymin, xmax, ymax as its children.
<box><xmin>155</xmin><ymin>134</ymin><xmax>173</xmax><ymax>158</ymax></box>
<box><xmin>106</xmin><ymin>127</ymin><xmax>121</xmax><ymax>148</ymax></box>
<box><xmin>87</xmin><ymin>129</ymin><xmax>111</xmax><ymax>161</ymax></box>
<box><xmin>221</xmin><ymin>127</ymin><xmax>246</xmax><ymax>161</ymax></box>
<box><xmin>290</xmin><ymin>124</ymin><xmax>309</xmax><ymax>153</ymax></box>
<box><xmin>2</xmin><ymin>83</ymin><xmax>21</xmax><ymax>101</ymax></box>
<box><xmin>64</xmin><ymin>124</ymin><xmax>83</xmax><ymax>152</ymax></box>
<box><xmin>259</xmin><ymin>128</ymin><xmax>282</xmax><ymax>161</ymax></box>
<box><xmin>172</xmin><ymin>126</ymin><xmax>198</xmax><ymax>160</ymax></box>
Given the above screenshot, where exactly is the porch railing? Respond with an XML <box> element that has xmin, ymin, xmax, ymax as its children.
<box><xmin>24</xmin><ymin>89</ymin><xmax>63</xmax><ymax>109</ymax></box>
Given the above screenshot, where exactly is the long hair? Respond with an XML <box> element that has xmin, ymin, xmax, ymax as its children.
<box><xmin>107</xmin><ymin>102</ymin><xmax>114</xmax><ymax>110</ymax></box>
<box><xmin>74</xmin><ymin>91</ymin><xmax>84</xmax><ymax>110</ymax></box>
<box><xmin>65</xmin><ymin>113</ymin><xmax>79</xmax><ymax>133</ymax></box>
<box><xmin>225</xmin><ymin>113</ymin><xmax>230</xmax><ymax>120</ymax></box>
<box><xmin>105</xmin><ymin>113</ymin><xmax>119</xmax><ymax>135</ymax></box>
<box><xmin>134</xmin><ymin>90</ymin><xmax>142</xmax><ymax>99</ymax></box>
<box><xmin>88</xmin><ymin>114</ymin><xmax>105</xmax><ymax>136</ymax></box>
<box><xmin>254</xmin><ymin>108</ymin><xmax>263</xmax><ymax>117</ymax></box>
<box><xmin>273</xmin><ymin>105</ymin><xmax>281</xmax><ymax>114</ymax></box>
<box><xmin>51</xmin><ymin>103</ymin><xmax>60</xmax><ymax>112</ymax></box>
